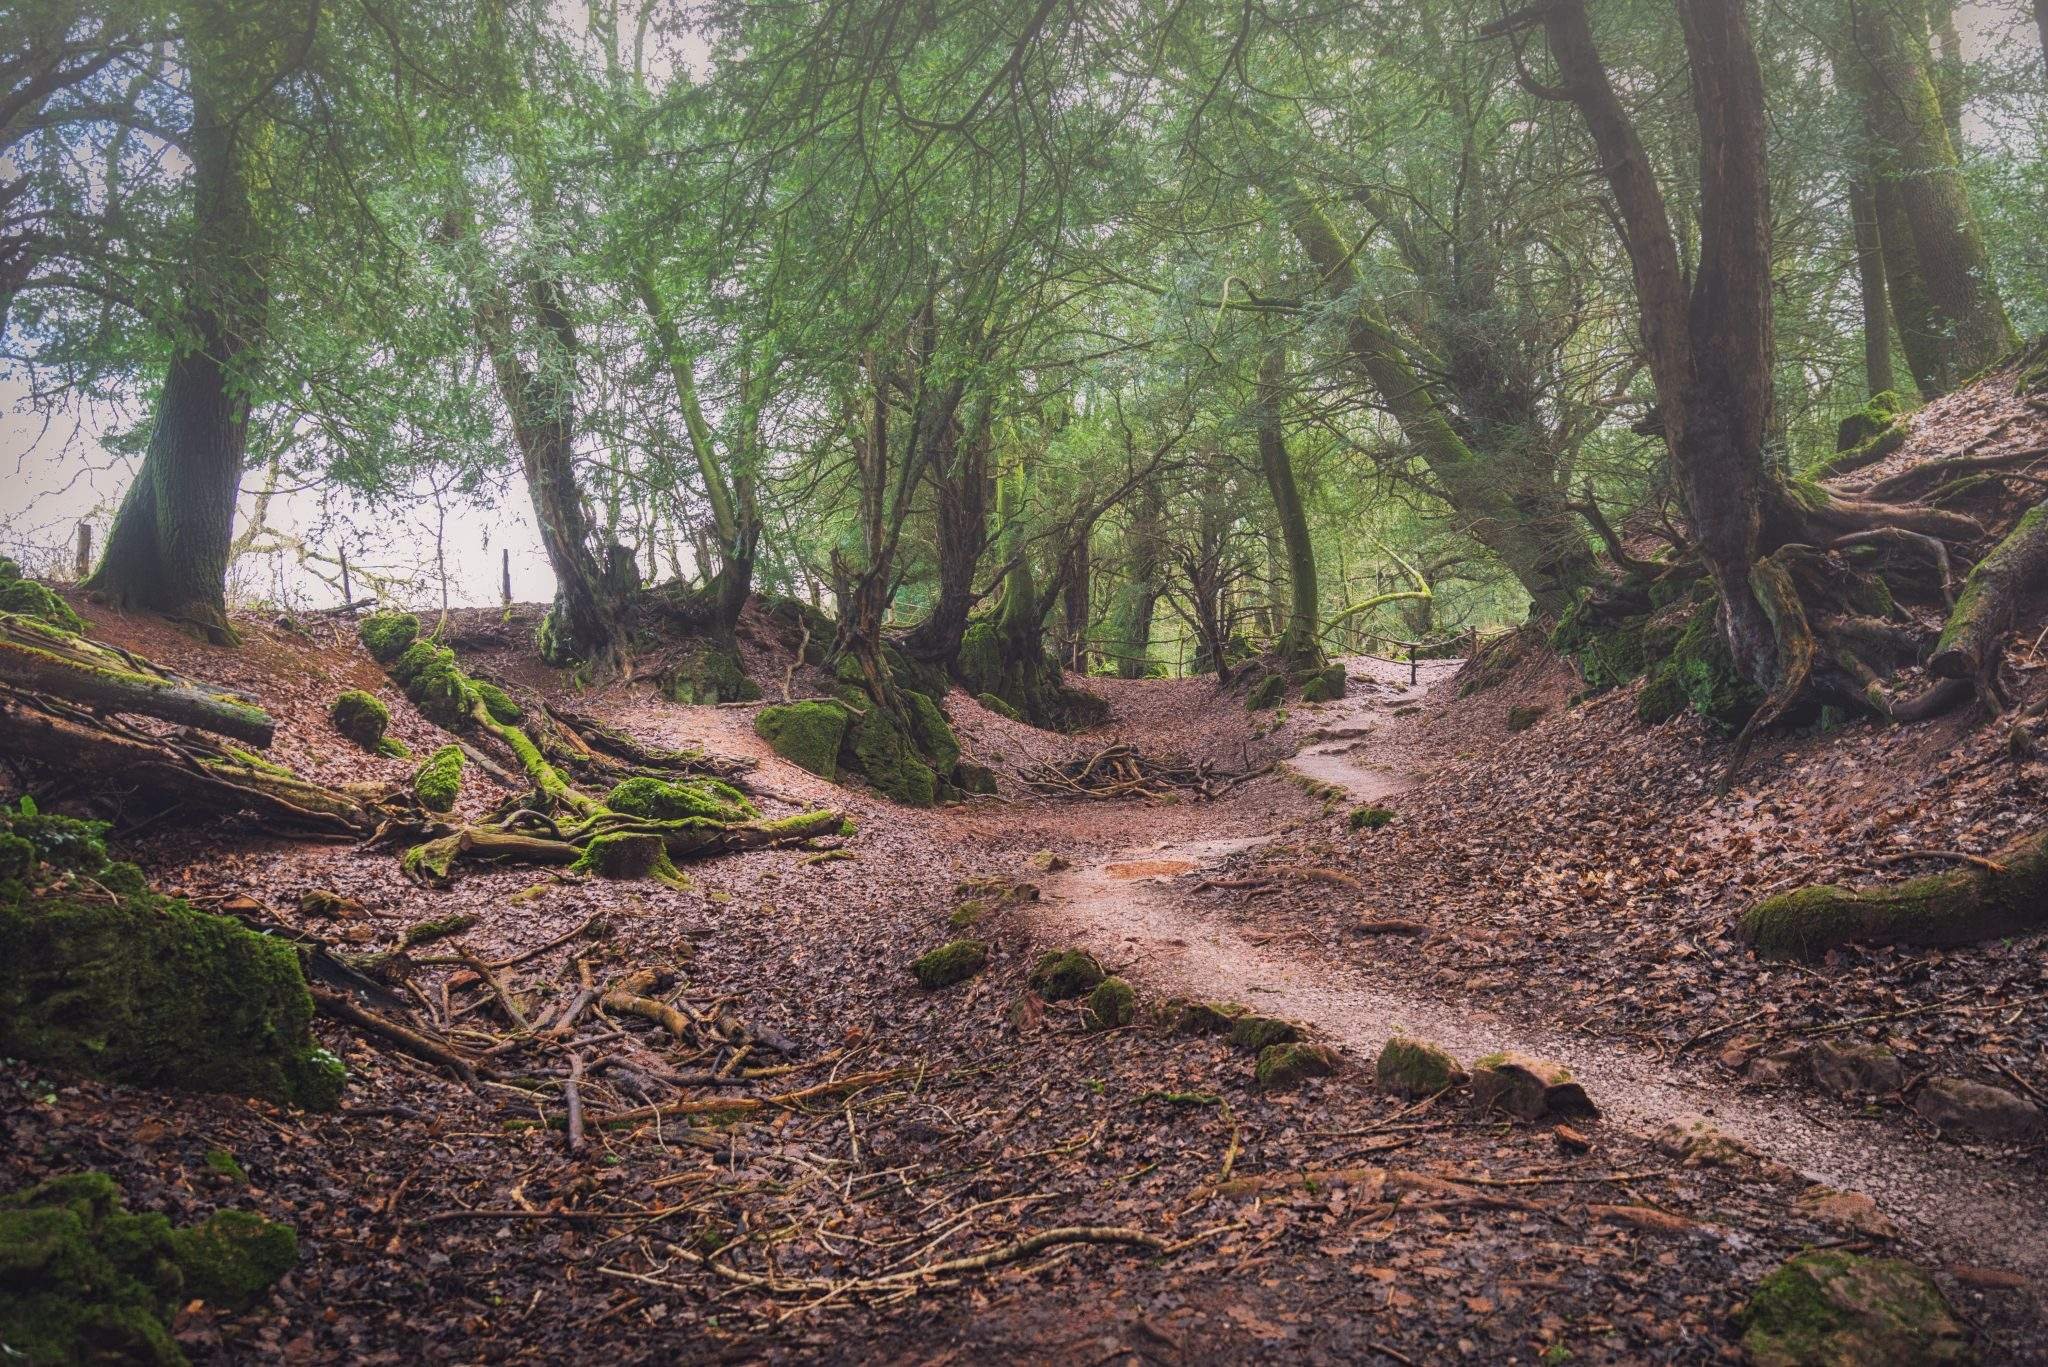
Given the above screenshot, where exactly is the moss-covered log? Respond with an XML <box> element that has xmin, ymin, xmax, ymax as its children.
<box><xmin>0</xmin><ymin>612</ymin><xmax>274</xmax><ymax>746</ymax></box>
<box><xmin>1926</xmin><ymin>499</ymin><xmax>2048</xmax><ymax>706</ymax></box>
<box><xmin>1741</xmin><ymin>830</ymin><xmax>2048</xmax><ymax>959</ymax></box>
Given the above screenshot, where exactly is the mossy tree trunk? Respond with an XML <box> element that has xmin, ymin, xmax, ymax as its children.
<box><xmin>1926</xmin><ymin>500</ymin><xmax>2048</xmax><ymax>707</ymax></box>
<box><xmin>896</xmin><ymin>400</ymin><xmax>994</xmax><ymax>667</ymax></box>
<box><xmin>1060</xmin><ymin>525</ymin><xmax>1091</xmax><ymax>671</ymax></box>
<box><xmin>1841</xmin><ymin>0</ymin><xmax>2016</xmax><ymax>397</ymax></box>
<box><xmin>1255</xmin><ymin>346</ymin><xmax>1323</xmax><ymax>671</ymax></box>
<box><xmin>1846</xmin><ymin>177</ymin><xmax>1896</xmax><ymax>397</ymax></box>
<box><xmin>84</xmin><ymin>44</ymin><xmax>262</xmax><ymax>646</ymax></box>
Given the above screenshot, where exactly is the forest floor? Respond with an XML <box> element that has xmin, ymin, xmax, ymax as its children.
<box><xmin>6</xmin><ymin>592</ymin><xmax>2047</xmax><ymax>1364</ymax></box>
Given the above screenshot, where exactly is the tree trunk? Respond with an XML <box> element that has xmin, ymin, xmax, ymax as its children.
<box><xmin>1842</xmin><ymin>0</ymin><xmax>2016</xmax><ymax>396</ymax></box>
<box><xmin>1847</xmin><ymin>177</ymin><xmax>1896</xmax><ymax>396</ymax></box>
<box><xmin>0</xmin><ymin>615</ymin><xmax>274</xmax><ymax>745</ymax></box>
<box><xmin>1926</xmin><ymin>500</ymin><xmax>2048</xmax><ymax>705</ymax></box>
<box><xmin>1062</xmin><ymin>529</ymin><xmax>1091</xmax><ymax>671</ymax></box>
<box><xmin>1255</xmin><ymin>348</ymin><xmax>1323</xmax><ymax>669</ymax></box>
<box><xmin>84</xmin><ymin>65</ymin><xmax>259</xmax><ymax>645</ymax></box>
<box><xmin>1106</xmin><ymin>477</ymin><xmax>1164</xmax><ymax>678</ymax></box>
<box><xmin>897</xmin><ymin>410</ymin><xmax>991</xmax><ymax>666</ymax></box>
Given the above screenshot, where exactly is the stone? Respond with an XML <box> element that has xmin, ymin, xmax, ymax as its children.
<box><xmin>1469</xmin><ymin>1052</ymin><xmax>1599</xmax><ymax>1123</ymax></box>
<box><xmin>1740</xmin><ymin>1251</ymin><xmax>1968</xmax><ymax>1367</ymax></box>
<box><xmin>1256</xmin><ymin>1043</ymin><xmax>1341</xmax><ymax>1089</ymax></box>
<box><xmin>1654</xmin><ymin>1118</ymin><xmax>1756</xmax><ymax>1168</ymax></box>
<box><xmin>1807</xmin><ymin>1039</ymin><xmax>1905</xmax><ymax>1097</ymax></box>
<box><xmin>1374</xmin><ymin>1037</ymin><xmax>1466</xmax><ymax>1097</ymax></box>
<box><xmin>1794</xmin><ymin>1187</ymin><xmax>1900</xmax><ymax>1241</ymax></box>
<box><xmin>1912</xmin><ymin>1077</ymin><xmax>2043</xmax><ymax>1143</ymax></box>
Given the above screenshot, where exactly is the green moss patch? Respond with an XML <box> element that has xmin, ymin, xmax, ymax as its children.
<box><xmin>1256</xmin><ymin>1042</ymin><xmax>1340</xmax><ymax>1089</ymax></box>
<box><xmin>1229</xmin><ymin>1015</ymin><xmax>1303</xmax><ymax>1053</ymax></box>
<box><xmin>661</xmin><ymin>643</ymin><xmax>762</xmax><ymax>704</ymax></box>
<box><xmin>1245</xmin><ymin>674</ymin><xmax>1285</xmax><ymax>711</ymax></box>
<box><xmin>0</xmin><ymin>808</ymin><xmax>344</xmax><ymax>1110</ymax></box>
<box><xmin>754</xmin><ymin>702</ymin><xmax>849</xmax><ymax>780</ymax></box>
<box><xmin>412</xmin><ymin>744</ymin><xmax>464</xmax><ymax>813</ymax></box>
<box><xmin>1172</xmin><ymin>1000</ymin><xmax>1248</xmax><ymax>1035</ymax></box>
<box><xmin>1348</xmin><ymin>805</ymin><xmax>1395</xmax><ymax>831</ymax></box>
<box><xmin>357</xmin><ymin>610</ymin><xmax>419</xmax><ymax>665</ymax></box>
<box><xmin>328</xmin><ymin>690</ymin><xmax>391</xmax><ymax>750</ymax></box>
<box><xmin>389</xmin><ymin>640</ymin><xmax>477</xmax><ymax>730</ymax></box>
<box><xmin>910</xmin><ymin>939</ymin><xmax>987</xmax><ymax>989</ymax></box>
<box><xmin>471</xmin><ymin>679</ymin><xmax>522</xmax><ymax>724</ymax></box>
<box><xmin>0</xmin><ymin>578</ymin><xmax>86</xmax><ymax>633</ymax></box>
<box><xmin>977</xmin><ymin>691</ymin><xmax>1022</xmax><ymax>721</ymax></box>
<box><xmin>1028</xmin><ymin>949</ymin><xmax>1105</xmax><ymax>1001</ymax></box>
<box><xmin>1740</xmin><ymin>1250</ymin><xmax>1966</xmax><ymax>1366</ymax></box>
<box><xmin>1375</xmin><ymin>1037</ymin><xmax>1465</xmax><ymax>1096</ymax></box>
<box><xmin>167</xmin><ymin>1209</ymin><xmax>297</xmax><ymax>1311</ymax></box>
<box><xmin>1084</xmin><ymin>976</ymin><xmax>1136</xmax><ymax>1031</ymax></box>
<box><xmin>605</xmin><ymin>776</ymin><xmax>757</xmax><ymax>824</ymax></box>
<box><xmin>571</xmin><ymin>832</ymin><xmax>689</xmax><ymax>888</ymax></box>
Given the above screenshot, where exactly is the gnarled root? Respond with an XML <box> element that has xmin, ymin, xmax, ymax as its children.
<box><xmin>1741</xmin><ymin>830</ymin><xmax>2048</xmax><ymax>960</ymax></box>
<box><xmin>1924</xmin><ymin>500</ymin><xmax>2048</xmax><ymax>715</ymax></box>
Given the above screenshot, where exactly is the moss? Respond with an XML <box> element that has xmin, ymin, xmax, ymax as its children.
<box><xmin>1375</xmin><ymin>1037</ymin><xmax>1465</xmax><ymax>1096</ymax></box>
<box><xmin>1084</xmin><ymin>976</ymin><xmax>1137</xmax><ymax>1031</ymax></box>
<box><xmin>412</xmin><ymin>744</ymin><xmax>464</xmax><ymax>813</ymax></box>
<box><xmin>1229</xmin><ymin>1015</ymin><xmax>1302</xmax><ymax>1052</ymax></box>
<box><xmin>1662</xmin><ymin>600</ymin><xmax>1764</xmax><ymax>732</ymax></box>
<box><xmin>1256</xmin><ymin>1042</ymin><xmax>1340</xmax><ymax>1089</ymax></box>
<box><xmin>166</xmin><ymin>1209</ymin><xmax>296</xmax><ymax>1311</ymax></box>
<box><xmin>905</xmin><ymin>691</ymin><xmax>961</xmax><ymax>773</ymax></box>
<box><xmin>534</xmin><ymin>604</ymin><xmax>576</xmax><ymax>668</ymax></box>
<box><xmin>390</xmin><ymin>641</ymin><xmax>476</xmax><ymax>730</ymax></box>
<box><xmin>845</xmin><ymin>704</ymin><xmax>938</xmax><ymax>807</ymax></box>
<box><xmin>1348</xmin><ymin>805</ymin><xmax>1395</xmax><ymax>831</ymax></box>
<box><xmin>949</xmin><ymin>900</ymin><xmax>986</xmax><ymax>929</ymax></box>
<box><xmin>1740</xmin><ymin>1250</ymin><xmax>1966</xmax><ymax>1366</ymax></box>
<box><xmin>0</xmin><ymin>822</ymin><xmax>344</xmax><ymax>1110</ymax></box>
<box><xmin>401</xmin><ymin>836</ymin><xmax>460</xmax><ymax>884</ymax></box>
<box><xmin>471</xmin><ymin>679</ymin><xmax>522</xmax><ymax>724</ymax></box>
<box><xmin>1635</xmin><ymin>667</ymin><xmax>1688</xmax><ymax>725</ymax></box>
<box><xmin>357</xmin><ymin>611</ymin><xmax>419</xmax><ymax>665</ymax></box>
<box><xmin>201</xmin><ymin>1149</ymin><xmax>246</xmax><ymax>1184</ymax></box>
<box><xmin>1029</xmin><ymin>949</ymin><xmax>1105</xmax><ymax>1001</ymax></box>
<box><xmin>1300</xmin><ymin>663</ymin><xmax>1346</xmax><ymax>704</ymax></box>
<box><xmin>910</xmin><ymin>939</ymin><xmax>987</xmax><ymax>989</ymax></box>
<box><xmin>754</xmin><ymin>702</ymin><xmax>849</xmax><ymax>780</ymax></box>
<box><xmin>837</xmin><ymin>816</ymin><xmax>859</xmax><ymax>837</ymax></box>
<box><xmin>1245</xmin><ymin>674</ymin><xmax>1285</xmax><ymax>711</ymax></box>
<box><xmin>1550</xmin><ymin>595</ymin><xmax>1648</xmax><ymax>690</ymax></box>
<box><xmin>1834</xmin><ymin>390</ymin><xmax>1902</xmax><ymax>451</ymax></box>
<box><xmin>377</xmin><ymin>736</ymin><xmax>412</xmax><ymax>760</ymax></box>
<box><xmin>661</xmin><ymin>643</ymin><xmax>762</xmax><ymax>704</ymax></box>
<box><xmin>1172</xmin><ymin>1000</ymin><xmax>1248</xmax><ymax>1035</ymax></box>
<box><xmin>0</xmin><ymin>578</ymin><xmax>86</xmax><ymax>632</ymax></box>
<box><xmin>1506</xmin><ymin>705</ymin><xmax>1547</xmax><ymax>733</ymax></box>
<box><xmin>605</xmin><ymin>776</ymin><xmax>757</xmax><ymax>824</ymax></box>
<box><xmin>328</xmin><ymin>690</ymin><xmax>391</xmax><ymax>750</ymax></box>
<box><xmin>977</xmin><ymin>691</ymin><xmax>1022</xmax><ymax>721</ymax></box>
<box><xmin>1300</xmin><ymin>674</ymin><xmax>1333</xmax><ymax>703</ymax></box>
<box><xmin>0</xmin><ymin>832</ymin><xmax>35</xmax><ymax>881</ymax></box>
<box><xmin>954</xmin><ymin>760</ymin><xmax>999</xmax><ymax>794</ymax></box>
<box><xmin>571</xmin><ymin>832</ymin><xmax>688</xmax><ymax>887</ymax></box>
<box><xmin>0</xmin><ymin>1172</ymin><xmax>187</xmax><ymax>1365</ymax></box>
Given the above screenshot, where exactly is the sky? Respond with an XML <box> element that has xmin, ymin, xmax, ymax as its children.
<box><xmin>0</xmin><ymin>2</ymin><xmax>2040</xmax><ymax>612</ymax></box>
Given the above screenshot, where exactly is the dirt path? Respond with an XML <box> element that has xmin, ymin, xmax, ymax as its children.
<box><xmin>1032</xmin><ymin>656</ymin><xmax>2048</xmax><ymax>1283</ymax></box>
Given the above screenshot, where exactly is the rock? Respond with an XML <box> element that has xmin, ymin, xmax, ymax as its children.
<box><xmin>1794</xmin><ymin>1187</ymin><xmax>1900</xmax><ymax>1241</ymax></box>
<box><xmin>1807</xmin><ymin>1039</ymin><xmax>1905</xmax><ymax>1097</ymax></box>
<box><xmin>910</xmin><ymin>940</ymin><xmax>987</xmax><ymax>989</ymax></box>
<box><xmin>1505</xmin><ymin>704</ymin><xmax>1547</xmax><ymax>732</ymax></box>
<box><xmin>1083</xmin><ymin>976</ymin><xmax>1136</xmax><ymax>1030</ymax></box>
<box><xmin>1028</xmin><ymin>849</ymin><xmax>1071</xmax><ymax>872</ymax></box>
<box><xmin>297</xmin><ymin>888</ymin><xmax>363</xmax><ymax>920</ymax></box>
<box><xmin>1655</xmin><ymin>1118</ymin><xmax>1756</xmax><ymax>1168</ymax></box>
<box><xmin>1027</xmin><ymin>949</ymin><xmax>1104</xmax><ymax>1001</ymax></box>
<box><xmin>1468</xmin><ymin>1052</ymin><xmax>1599</xmax><ymax>1123</ymax></box>
<box><xmin>1228</xmin><ymin>1014</ymin><xmax>1303</xmax><ymax>1053</ymax></box>
<box><xmin>1374</xmin><ymin>1037</ymin><xmax>1467</xmax><ymax>1097</ymax></box>
<box><xmin>1912</xmin><ymin>1076</ymin><xmax>2044</xmax><ymax>1142</ymax></box>
<box><xmin>1255</xmin><ymin>1043</ymin><xmax>1341</xmax><ymax>1089</ymax></box>
<box><xmin>1744</xmin><ymin>1050</ymin><xmax>1803</xmax><ymax>1086</ymax></box>
<box><xmin>1740</xmin><ymin>1251</ymin><xmax>1968</xmax><ymax>1367</ymax></box>
<box><xmin>1171</xmin><ymin>1000</ymin><xmax>1247</xmax><ymax>1035</ymax></box>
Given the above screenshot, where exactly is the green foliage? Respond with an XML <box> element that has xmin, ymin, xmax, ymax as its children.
<box><xmin>328</xmin><ymin>690</ymin><xmax>391</xmax><ymax>750</ymax></box>
<box><xmin>0</xmin><ymin>807</ymin><xmax>344</xmax><ymax>1110</ymax></box>
<box><xmin>754</xmin><ymin>702</ymin><xmax>850</xmax><ymax>780</ymax></box>
<box><xmin>412</xmin><ymin>744</ymin><xmax>464</xmax><ymax>813</ymax></box>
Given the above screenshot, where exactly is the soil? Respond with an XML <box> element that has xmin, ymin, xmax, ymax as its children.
<box><xmin>5</xmin><ymin>551</ymin><xmax>2046</xmax><ymax>1360</ymax></box>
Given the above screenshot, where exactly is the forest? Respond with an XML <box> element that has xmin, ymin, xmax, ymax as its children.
<box><xmin>2</xmin><ymin>0</ymin><xmax>2047</xmax><ymax>1360</ymax></box>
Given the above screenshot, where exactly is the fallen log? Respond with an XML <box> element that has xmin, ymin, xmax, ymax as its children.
<box><xmin>1741</xmin><ymin>830</ymin><xmax>2048</xmax><ymax>960</ymax></box>
<box><xmin>0</xmin><ymin>612</ymin><xmax>275</xmax><ymax>746</ymax></box>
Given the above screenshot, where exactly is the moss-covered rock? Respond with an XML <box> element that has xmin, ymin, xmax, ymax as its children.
<box><xmin>388</xmin><ymin>639</ymin><xmax>476</xmax><ymax>729</ymax></box>
<box><xmin>0</xmin><ymin>578</ymin><xmax>86</xmax><ymax>632</ymax></box>
<box><xmin>1256</xmin><ymin>1042</ymin><xmax>1340</xmax><ymax>1089</ymax></box>
<box><xmin>1348</xmin><ymin>805</ymin><xmax>1395</xmax><ymax>831</ymax></box>
<box><xmin>1634</xmin><ymin>667</ymin><xmax>1688</xmax><ymax>725</ymax></box>
<box><xmin>1506</xmin><ymin>704</ymin><xmax>1546</xmax><ymax>733</ymax></box>
<box><xmin>1245</xmin><ymin>673</ymin><xmax>1285</xmax><ymax>710</ymax></box>
<box><xmin>1644</xmin><ymin>600</ymin><xmax>1764</xmax><ymax>733</ymax></box>
<box><xmin>977</xmin><ymin>691</ymin><xmax>1022</xmax><ymax>721</ymax></box>
<box><xmin>1029</xmin><ymin>948</ymin><xmax>1105</xmax><ymax>1001</ymax></box>
<box><xmin>1084</xmin><ymin>976</ymin><xmax>1137</xmax><ymax>1031</ymax></box>
<box><xmin>910</xmin><ymin>939</ymin><xmax>987</xmax><ymax>989</ymax></box>
<box><xmin>1172</xmin><ymin>1000</ymin><xmax>1248</xmax><ymax>1035</ymax></box>
<box><xmin>411</xmin><ymin>743</ymin><xmax>463</xmax><ymax>813</ymax></box>
<box><xmin>357</xmin><ymin>610</ymin><xmax>419</xmax><ymax>665</ymax></box>
<box><xmin>0</xmin><ymin>811</ymin><xmax>343</xmax><ymax>1110</ymax></box>
<box><xmin>571</xmin><ymin>832</ymin><xmax>687</xmax><ymax>887</ymax></box>
<box><xmin>661</xmin><ymin>643</ymin><xmax>762</xmax><ymax>705</ymax></box>
<box><xmin>948</xmin><ymin>899</ymin><xmax>986</xmax><ymax>929</ymax></box>
<box><xmin>1375</xmin><ymin>1037</ymin><xmax>1466</xmax><ymax>1096</ymax></box>
<box><xmin>1740</xmin><ymin>1250</ymin><xmax>1968</xmax><ymax>1366</ymax></box>
<box><xmin>0</xmin><ymin>1173</ymin><xmax>187</xmax><ymax>1364</ymax></box>
<box><xmin>754</xmin><ymin>702</ymin><xmax>848</xmax><ymax>780</ymax></box>
<box><xmin>1834</xmin><ymin>390</ymin><xmax>1902</xmax><ymax>452</ymax></box>
<box><xmin>954</xmin><ymin>760</ymin><xmax>999</xmax><ymax>794</ymax></box>
<box><xmin>844</xmin><ymin>703</ymin><xmax>938</xmax><ymax>807</ymax></box>
<box><xmin>328</xmin><ymin>690</ymin><xmax>391</xmax><ymax>751</ymax></box>
<box><xmin>904</xmin><ymin>691</ymin><xmax>960</xmax><ymax>773</ymax></box>
<box><xmin>166</xmin><ymin>1209</ymin><xmax>297</xmax><ymax>1311</ymax></box>
<box><xmin>1229</xmin><ymin>1015</ymin><xmax>1302</xmax><ymax>1052</ymax></box>
<box><xmin>605</xmin><ymin>776</ymin><xmax>757</xmax><ymax>824</ymax></box>
<box><xmin>1300</xmin><ymin>673</ymin><xmax>1333</xmax><ymax>704</ymax></box>
<box><xmin>1550</xmin><ymin>595</ymin><xmax>1649</xmax><ymax>691</ymax></box>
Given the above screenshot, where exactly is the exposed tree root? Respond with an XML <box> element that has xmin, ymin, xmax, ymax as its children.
<box><xmin>1926</xmin><ymin>500</ymin><xmax>2048</xmax><ymax>712</ymax></box>
<box><xmin>1741</xmin><ymin>830</ymin><xmax>2048</xmax><ymax>960</ymax></box>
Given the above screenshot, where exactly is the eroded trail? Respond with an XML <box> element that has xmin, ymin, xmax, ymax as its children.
<box><xmin>1031</xmin><ymin>657</ymin><xmax>2048</xmax><ymax>1282</ymax></box>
